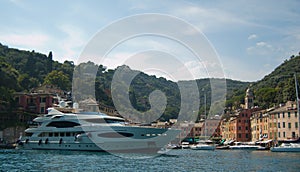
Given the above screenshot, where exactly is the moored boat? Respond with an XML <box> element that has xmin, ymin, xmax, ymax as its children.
<box><xmin>229</xmin><ymin>142</ymin><xmax>261</xmax><ymax>150</ymax></box>
<box><xmin>190</xmin><ymin>140</ymin><xmax>215</xmax><ymax>150</ymax></box>
<box><xmin>216</xmin><ymin>145</ymin><xmax>230</xmax><ymax>150</ymax></box>
<box><xmin>17</xmin><ymin>108</ymin><xmax>181</xmax><ymax>153</ymax></box>
<box><xmin>271</xmin><ymin>143</ymin><xmax>300</xmax><ymax>152</ymax></box>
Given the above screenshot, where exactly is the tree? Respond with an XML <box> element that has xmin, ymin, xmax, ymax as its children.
<box><xmin>0</xmin><ymin>61</ymin><xmax>19</xmax><ymax>104</ymax></box>
<box><xmin>18</xmin><ymin>74</ymin><xmax>39</xmax><ymax>91</ymax></box>
<box><xmin>43</xmin><ymin>70</ymin><xmax>70</xmax><ymax>91</ymax></box>
<box><xmin>0</xmin><ymin>61</ymin><xmax>19</xmax><ymax>90</ymax></box>
<box><xmin>47</xmin><ymin>51</ymin><xmax>53</xmax><ymax>73</ymax></box>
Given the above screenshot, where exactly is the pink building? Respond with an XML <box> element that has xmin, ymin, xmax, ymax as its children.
<box><xmin>14</xmin><ymin>85</ymin><xmax>63</xmax><ymax>114</ymax></box>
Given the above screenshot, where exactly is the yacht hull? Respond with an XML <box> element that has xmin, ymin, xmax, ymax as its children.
<box><xmin>18</xmin><ymin>127</ymin><xmax>180</xmax><ymax>153</ymax></box>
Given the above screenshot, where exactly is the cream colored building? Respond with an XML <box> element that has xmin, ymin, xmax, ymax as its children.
<box><xmin>269</xmin><ymin>101</ymin><xmax>299</xmax><ymax>141</ymax></box>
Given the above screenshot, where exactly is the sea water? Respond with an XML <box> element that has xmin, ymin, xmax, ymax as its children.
<box><xmin>1</xmin><ymin>149</ymin><xmax>300</xmax><ymax>171</ymax></box>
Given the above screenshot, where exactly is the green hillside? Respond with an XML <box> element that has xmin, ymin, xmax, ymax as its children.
<box><xmin>251</xmin><ymin>54</ymin><xmax>300</xmax><ymax>108</ymax></box>
<box><xmin>2</xmin><ymin>43</ymin><xmax>298</xmax><ymax>121</ymax></box>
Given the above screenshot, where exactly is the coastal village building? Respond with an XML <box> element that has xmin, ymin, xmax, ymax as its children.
<box><xmin>221</xmin><ymin>109</ymin><xmax>255</xmax><ymax>142</ymax></box>
<box><xmin>220</xmin><ymin>118</ymin><xmax>230</xmax><ymax>141</ymax></box>
<box><xmin>250</xmin><ymin>108</ymin><xmax>277</xmax><ymax>142</ymax></box>
<box><xmin>14</xmin><ymin>85</ymin><xmax>64</xmax><ymax>114</ymax></box>
<box><xmin>221</xmin><ymin>87</ymin><xmax>260</xmax><ymax>142</ymax></box>
<box><xmin>200</xmin><ymin>116</ymin><xmax>222</xmax><ymax>139</ymax></box>
<box><xmin>178</xmin><ymin>122</ymin><xmax>200</xmax><ymax>141</ymax></box>
<box><xmin>269</xmin><ymin>101</ymin><xmax>299</xmax><ymax>141</ymax></box>
<box><xmin>176</xmin><ymin>116</ymin><xmax>222</xmax><ymax>142</ymax></box>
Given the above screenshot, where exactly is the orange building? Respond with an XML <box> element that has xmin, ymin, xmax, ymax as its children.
<box><xmin>222</xmin><ymin>108</ymin><xmax>260</xmax><ymax>142</ymax></box>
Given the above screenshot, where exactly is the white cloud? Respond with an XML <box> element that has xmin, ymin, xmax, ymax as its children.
<box><xmin>248</xmin><ymin>34</ymin><xmax>257</xmax><ymax>40</ymax></box>
<box><xmin>0</xmin><ymin>32</ymin><xmax>49</xmax><ymax>50</ymax></box>
<box><xmin>247</xmin><ymin>41</ymin><xmax>273</xmax><ymax>54</ymax></box>
<box><xmin>256</xmin><ymin>41</ymin><xmax>272</xmax><ymax>48</ymax></box>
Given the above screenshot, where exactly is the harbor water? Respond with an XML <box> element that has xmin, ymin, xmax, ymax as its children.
<box><xmin>1</xmin><ymin>149</ymin><xmax>300</xmax><ymax>171</ymax></box>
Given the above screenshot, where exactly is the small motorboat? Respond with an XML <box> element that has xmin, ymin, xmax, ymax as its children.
<box><xmin>229</xmin><ymin>142</ymin><xmax>261</xmax><ymax>150</ymax></box>
<box><xmin>190</xmin><ymin>140</ymin><xmax>215</xmax><ymax>150</ymax></box>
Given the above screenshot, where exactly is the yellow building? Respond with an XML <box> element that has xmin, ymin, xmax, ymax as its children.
<box><xmin>250</xmin><ymin>108</ymin><xmax>277</xmax><ymax>142</ymax></box>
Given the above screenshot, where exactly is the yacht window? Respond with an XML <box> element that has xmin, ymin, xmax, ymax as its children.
<box><xmin>46</xmin><ymin>121</ymin><xmax>80</xmax><ymax>128</ymax></box>
<box><xmin>54</xmin><ymin>133</ymin><xmax>59</xmax><ymax>137</ymax></box>
<box><xmin>49</xmin><ymin>133</ymin><xmax>53</xmax><ymax>137</ymax></box>
<box><xmin>38</xmin><ymin>133</ymin><xmax>46</xmax><ymax>137</ymax></box>
<box><xmin>105</xmin><ymin>119</ymin><xmax>125</xmax><ymax>124</ymax></box>
<box><xmin>84</xmin><ymin>118</ymin><xmax>125</xmax><ymax>124</ymax></box>
<box><xmin>66</xmin><ymin>132</ymin><xmax>71</xmax><ymax>137</ymax></box>
<box><xmin>97</xmin><ymin>132</ymin><xmax>134</xmax><ymax>138</ymax></box>
<box><xmin>25</xmin><ymin>132</ymin><xmax>33</xmax><ymax>137</ymax></box>
<box><xmin>60</xmin><ymin>133</ymin><xmax>65</xmax><ymax>137</ymax></box>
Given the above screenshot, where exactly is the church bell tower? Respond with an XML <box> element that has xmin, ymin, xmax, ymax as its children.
<box><xmin>245</xmin><ymin>87</ymin><xmax>254</xmax><ymax>109</ymax></box>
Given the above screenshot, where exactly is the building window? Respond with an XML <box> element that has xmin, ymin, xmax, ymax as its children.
<box><xmin>283</xmin><ymin>122</ymin><xmax>285</xmax><ymax>128</ymax></box>
<box><xmin>246</xmin><ymin>133</ymin><xmax>249</xmax><ymax>138</ymax></box>
<box><xmin>40</xmin><ymin>107</ymin><xmax>45</xmax><ymax>113</ymax></box>
<box><xmin>295</xmin><ymin>122</ymin><xmax>298</xmax><ymax>128</ymax></box>
<box><xmin>282</xmin><ymin>112</ymin><xmax>285</xmax><ymax>118</ymax></box>
<box><xmin>288</xmin><ymin>123</ymin><xmax>291</xmax><ymax>129</ymax></box>
<box><xmin>245</xmin><ymin>126</ymin><xmax>248</xmax><ymax>130</ymax></box>
<box><xmin>278</xmin><ymin>132</ymin><xmax>280</xmax><ymax>138</ymax></box>
<box><xmin>283</xmin><ymin>132</ymin><xmax>286</xmax><ymax>138</ymax></box>
<box><xmin>238</xmin><ymin>133</ymin><xmax>242</xmax><ymax>138</ymax></box>
<box><xmin>278</xmin><ymin>113</ymin><xmax>280</xmax><ymax>118</ymax></box>
<box><xmin>278</xmin><ymin>123</ymin><xmax>280</xmax><ymax>128</ymax></box>
<box><xmin>288</xmin><ymin>112</ymin><xmax>290</xmax><ymax>118</ymax></box>
<box><xmin>242</xmin><ymin>114</ymin><xmax>244</xmax><ymax>117</ymax></box>
<box><xmin>40</xmin><ymin>97</ymin><xmax>47</xmax><ymax>103</ymax></box>
<box><xmin>295</xmin><ymin>112</ymin><xmax>298</xmax><ymax>118</ymax></box>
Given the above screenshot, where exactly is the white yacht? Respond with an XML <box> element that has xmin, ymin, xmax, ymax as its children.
<box><xmin>17</xmin><ymin>108</ymin><xmax>180</xmax><ymax>153</ymax></box>
<box><xmin>271</xmin><ymin>143</ymin><xmax>300</xmax><ymax>152</ymax></box>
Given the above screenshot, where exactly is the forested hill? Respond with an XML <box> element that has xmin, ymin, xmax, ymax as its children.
<box><xmin>0</xmin><ymin>43</ymin><xmax>74</xmax><ymax>108</ymax></box>
<box><xmin>1</xmin><ymin>42</ymin><xmax>298</xmax><ymax>120</ymax></box>
<box><xmin>224</xmin><ymin>54</ymin><xmax>300</xmax><ymax>110</ymax></box>
<box><xmin>251</xmin><ymin>54</ymin><xmax>300</xmax><ymax>108</ymax></box>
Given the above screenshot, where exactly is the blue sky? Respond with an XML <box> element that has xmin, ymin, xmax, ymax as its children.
<box><xmin>0</xmin><ymin>0</ymin><xmax>299</xmax><ymax>81</ymax></box>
